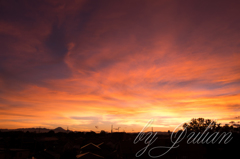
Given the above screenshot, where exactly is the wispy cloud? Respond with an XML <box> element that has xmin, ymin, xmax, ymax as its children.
<box><xmin>0</xmin><ymin>0</ymin><xmax>240</xmax><ymax>131</ymax></box>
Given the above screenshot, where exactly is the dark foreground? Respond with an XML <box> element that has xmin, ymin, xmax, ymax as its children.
<box><xmin>0</xmin><ymin>130</ymin><xmax>239</xmax><ymax>159</ymax></box>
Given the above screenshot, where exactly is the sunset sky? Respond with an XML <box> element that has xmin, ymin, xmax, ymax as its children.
<box><xmin>0</xmin><ymin>0</ymin><xmax>240</xmax><ymax>132</ymax></box>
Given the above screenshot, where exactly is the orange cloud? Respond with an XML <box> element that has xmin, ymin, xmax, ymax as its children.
<box><xmin>0</xmin><ymin>0</ymin><xmax>240</xmax><ymax>132</ymax></box>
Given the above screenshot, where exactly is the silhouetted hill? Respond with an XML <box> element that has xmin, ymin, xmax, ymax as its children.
<box><xmin>0</xmin><ymin>127</ymin><xmax>69</xmax><ymax>133</ymax></box>
<box><xmin>54</xmin><ymin>127</ymin><xmax>68</xmax><ymax>133</ymax></box>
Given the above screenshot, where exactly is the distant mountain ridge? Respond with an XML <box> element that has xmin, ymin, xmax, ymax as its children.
<box><xmin>54</xmin><ymin>127</ymin><xmax>67</xmax><ymax>132</ymax></box>
<box><xmin>0</xmin><ymin>127</ymin><xmax>69</xmax><ymax>133</ymax></box>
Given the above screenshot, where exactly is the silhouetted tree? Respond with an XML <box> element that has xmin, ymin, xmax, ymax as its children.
<box><xmin>100</xmin><ymin>130</ymin><xmax>107</xmax><ymax>135</ymax></box>
<box><xmin>221</xmin><ymin>124</ymin><xmax>231</xmax><ymax>132</ymax></box>
<box><xmin>183</xmin><ymin>118</ymin><xmax>219</xmax><ymax>132</ymax></box>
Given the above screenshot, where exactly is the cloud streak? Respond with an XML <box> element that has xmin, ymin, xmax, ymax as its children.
<box><xmin>0</xmin><ymin>0</ymin><xmax>240</xmax><ymax>131</ymax></box>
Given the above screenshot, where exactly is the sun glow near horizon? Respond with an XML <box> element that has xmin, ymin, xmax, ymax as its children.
<box><xmin>0</xmin><ymin>0</ymin><xmax>240</xmax><ymax>132</ymax></box>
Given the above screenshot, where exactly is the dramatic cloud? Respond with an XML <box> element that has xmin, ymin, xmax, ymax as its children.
<box><xmin>0</xmin><ymin>0</ymin><xmax>240</xmax><ymax>131</ymax></box>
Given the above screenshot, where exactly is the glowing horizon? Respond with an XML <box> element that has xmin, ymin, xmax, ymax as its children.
<box><xmin>0</xmin><ymin>0</ymin><xmax>240</xmax><ymax>132</ymax></box>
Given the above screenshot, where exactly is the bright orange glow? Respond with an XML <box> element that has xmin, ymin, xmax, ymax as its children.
<box><xmin>0</xmin><ymin>1</ymin><xmax>240</xmax><ymax>132</ymax></box>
